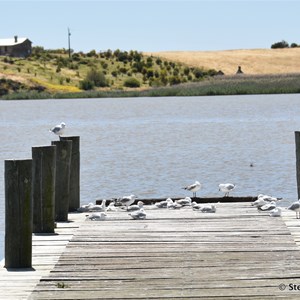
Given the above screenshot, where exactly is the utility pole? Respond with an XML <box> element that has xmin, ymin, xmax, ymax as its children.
<box><xmin>68</xmin><ymin>27</ymin><xmax>71</xmax><ymax>59</ymax></box>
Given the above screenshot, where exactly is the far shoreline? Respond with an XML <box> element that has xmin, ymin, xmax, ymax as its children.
<box><xmin>1</xmin><ymin>73</ymin><xmax>300</xmax><ymax>100</ymax></box>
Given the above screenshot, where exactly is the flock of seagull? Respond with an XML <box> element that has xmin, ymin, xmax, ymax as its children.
<box><xmin>251</xmin><ymin>194</ymin><xmax>300</xmax><ymax>219</ymax></box>
<box><xmin>78</xmin><ymin>184</ymin><xmax>300</xmax><ymax>221</ymax></box>
<box><xmin>79</xmin><ymin>192</ymin><xmax>300</xmax><ymax>221</ymax></box>
<box><xmin>79</xmin><ymin>194</ymin><xmax>217</xmax><ymax>221</ymax></box>
<box><xmin>77</xmin><ymin>181</ymin><xmax>237</xmax><ymax>221</ymax></box>
<box><xmin>49</xmin><ymin>123</ymin><xmax>300</xmax><ymax>221</ymax></box>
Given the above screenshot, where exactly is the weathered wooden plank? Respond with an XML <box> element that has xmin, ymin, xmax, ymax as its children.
<box><xmin>2</xmin><ymin>203</ymin><xmax>300</xmax><ymax>299</ymax></box>
<box><xmin>28</xmin><ymin>285</ymin><xmax>300</xmax><ymax>299</ymax></box>
<box><xmin>27</xmin><ymin>204</ymin><xmax>300</xmax><ymax>299</ymax></box>
<box><xmin>0</xmin><ymin>213</ymin><xmax>84</xmax><ymax>300</ymax></box>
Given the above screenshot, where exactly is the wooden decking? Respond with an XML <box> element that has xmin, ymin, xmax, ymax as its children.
<box><xmin>0</xmin><ymin>213</ymin><xmax>83</xmax><ymax>300</ymax></box>
<box><xmin>2</xmin><ymin>202</ymin><xmax>300</xmax><ymax>299</ymax></box>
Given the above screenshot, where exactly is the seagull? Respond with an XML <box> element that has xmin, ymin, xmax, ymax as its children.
<box><xmin>90</xmin><ymin>199</ymin><xmax>107</xmax><ymax>212</ymax></box>
<box><xmin>154</xmin><ymin>198</ymin><xmax>170</xmax><ymax>208</ymax></box>
<box><xmin>77</xmin><ymin>203</ymin><xmax>94</xmax><ymax>212</ymax></box>
<box><xmin>85</xmin><ymin>212</ymin><xmax>107</xmax><ymax>221</ymax></box>
<box><xmin>176</xmin><ymin>197</ymin><xmax>192</xmax><ymax>206</ymax></box>
<box><xmin>182</xmin><ymin>181</ymin><xmax>201</xmax><ymax>197</ymax></box>
<box><xmin>192</xmin><ymin>202</ymin><xmax>202</xmax><ymax>211</ymax></box>
<box><xmin>269</xmin><ymin>207</ymin><xmax>282</xmax><ymax>217</ymax></box>
<box><xmin>118</xmin><ymin>194</ymin><xmax>138</xmax><ymax>210</ymax></box>
<box><xmin>258</xmin><ymin>201</ymin><xmax>277</xmax><ymax>211</ymax></box>
<box><xmin>257</xmin><ymin>194</ymin><xmax>282</xmax><ymax>202</ymax></box>
<box><xmin>200</xmin><ymin>204</ymin><xmax>216</xmax><ymax>213</ymax></box>
<box><xmin>106</xmin><ymin>202</ymin><xmax>118</xmax><ymax>211</ymax></box>
<box><xmin>127</xmin><ymin>201</ymin><xmax>144</xmax><ymax>212</ymax></box>
<box><xmin>288</xmin><ymin>200</ymin><xmax>300</xmax><ymax>219</ymax></box>
<box><xmin>129</xmin><ymin>208</ymin><xmax>147</xmax><ymax>220</ymax></box>
<box><xmin>49</xmin><ymin>122</ymin><xmax>66</xmax><ymax>136</ymax></box>
<box><xmin>219</xmin><ymin>183</ymin><xmax>236</xmax><ymax>197</ymax></box>
<box><xmin>166</xmin><ymin>198</ymin><xmax>182</xmax><ymax>209</ymax></box>
<box><xmin>251</xmin><ymin>198</ymin><xmax>268</xmax><ymax>209</ymax></box>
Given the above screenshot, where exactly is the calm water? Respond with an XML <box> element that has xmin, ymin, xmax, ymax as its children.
<box><xmin>0</xmin><ymin>94</ymin><xmax>300</xmax><ymax>259</ymax></box>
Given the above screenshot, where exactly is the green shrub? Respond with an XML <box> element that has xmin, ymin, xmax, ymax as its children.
<box><xmin>146</xmin><ymin>57</ymin><xmax>153</xmax><ymax>67</ymax></box>
<box><xmin>155</xmin><ymin>58</ymin><xmax>162</xmax><ymax>65</ymax></box>
<box><xmin>0</xmin><ymin>87</ymin><xmax>9</xmax><ymax>96</ymax></box>
<box><xmin>146</xmin><ymin>69</ymin><xmax>154</xmax><ymax>78</ymax></box>
<box><xmin>169</xmin><ymin>76</ymin><xmax>181</xmax><ymax>85</ymax></box>
<box><xmin>271</xmin><ymin>40</ymin><xmax>289</xmax><ymax>49</ymax></box>
<box><xmin>87</xmin><ymin>50</ymin><xmax>97</xmax><ymax>57</ymax></box>
<box><xmin>193</xmin><ymin>68</ymin><xmax>203</xmax><ymax>79</ymax></box>
<box><xmin>149</xmin><ymin>78</ymin><xmax>165</xmax><ymax>87</ymax></box>
<box><xmin>86</xmin><ymin>68</ymin><xmax>108</xmax><ymax>87</ymax></box>
<box><xmin>184</xmin><ymin>67</ymin><xmax>190</xmax><ymax>76</ymax></box>
<box><xmin>119</xmin><ymin>67</ymin><xmax>127</xmax><ymax>74</ymax></box>
<box><xmin>100</xmin><ymin>61</ymin><xmax>108</xmax><ymax>69</ymax></box>
<box><xmin>132</xmin><ymin>61</ymin><xmax>144</xmax><ymax>72</ymax></box>
<box><xmin>123</xmin><ymin>78</ymin><xmax>140</xmax><ymax>88</ymax></box>
<box><xmin>79</xmin><ymin>79</ymin><xmax>94</xmax><ymax>90</ymax></box>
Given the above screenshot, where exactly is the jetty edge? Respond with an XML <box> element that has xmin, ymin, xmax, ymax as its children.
<box><xmin>96</xmin><ymin>196</ymin><xmax>258</xmax><ymax>206</ymax></box>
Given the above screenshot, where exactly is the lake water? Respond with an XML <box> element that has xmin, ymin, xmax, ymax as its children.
<box><xmin>0</xmin><ymin>94</ymin><xmax>300</xmax><ymax>259</ymax></box>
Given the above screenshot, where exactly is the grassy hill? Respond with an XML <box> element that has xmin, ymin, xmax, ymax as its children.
<box><xmin>145</xmin><ymin>48</ymin><xmax>300</xmax><ymax>75</ymax></box>
<box><xmin>0</xmin><ymin>48</ymin><xmax>217</xmax><ymax>97</ymax></box>
<box><xmin>1</xmin><ymin>47</ymin><xmax>300</xmax><ymax>99</ymax></box>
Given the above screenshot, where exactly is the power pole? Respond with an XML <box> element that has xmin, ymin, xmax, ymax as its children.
<box><xmin>68</xmin><ymin>27</ymin><xmax>71</xmax><ymax>59</ymax></box>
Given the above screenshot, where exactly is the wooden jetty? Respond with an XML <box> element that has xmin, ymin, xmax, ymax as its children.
<box><xmin>2</xmin><ymin>202</ymin><xmax>300</xmax><ymax>299</ymax></box>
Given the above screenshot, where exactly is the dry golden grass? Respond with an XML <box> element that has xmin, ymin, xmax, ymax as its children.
<box><xmin>144</xmin><ymin>48</ymin><xmax>300</xmax><ymax>75</ymax></box>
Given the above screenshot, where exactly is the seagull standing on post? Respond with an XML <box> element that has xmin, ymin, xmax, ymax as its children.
<box><xmin>49</xmin><ymin>122</ymin><xmax>66</xmax><ymax>137</ymax></box>
<box><xmin>182</xmin><ymin>181</ymin><xmax>202</xmax><ymax>198</ymax></box>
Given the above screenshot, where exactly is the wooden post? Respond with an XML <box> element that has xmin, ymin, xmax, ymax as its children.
<box><xmin>51</xmin><ymin>140</ymin><xmax>72</xmax><ymax>221</ymax></box>
<box><xmin>295</xmin><ymin>131</ymin><xmax>300</xmax><ymax>199</ymax></box>
<box><xmin>32</xmin><ymin>145</ymin><xmax>56</xmax><ymax>233</ymax></box>
<box><xmin>60</xmin><ymin>136</ymin><xmax>80</xmax><ymax>211</ymax></box>
<box><xmin>5</xmin><ymin>159</ymin><xmax>32</xmax><ymax>268</ymax></box>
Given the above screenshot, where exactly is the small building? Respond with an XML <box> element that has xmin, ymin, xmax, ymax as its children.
<box><xmin>0</xmin><ymin>36</ymin><xmax>32</xmax><ymax>58</ymax></box>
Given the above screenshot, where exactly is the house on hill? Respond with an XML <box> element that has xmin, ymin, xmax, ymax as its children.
<box><xmin>0</xmin><ymin>36</ymin><xmax>32</xmax><ymax>57</ymax></box>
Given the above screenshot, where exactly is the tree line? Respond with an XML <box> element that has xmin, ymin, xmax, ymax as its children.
<box><xmin>271</xmin><ymin>40</ymin><xmax>299</xmax><ymax>49</ymax></box>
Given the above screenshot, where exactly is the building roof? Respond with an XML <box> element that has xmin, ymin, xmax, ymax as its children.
<box><xmin>0</xmin><ymin>37</ymin><xmax>30</xmax><ymax>46</ymax></box>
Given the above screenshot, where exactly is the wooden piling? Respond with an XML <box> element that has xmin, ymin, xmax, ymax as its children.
<box><xmin>32</xmin><ymin>145</ymin><xmax>56</xmax><ymax>233</ymax></box>
<box><xmin>60</xmin><ymin>136</ymin><xmax>80</xmax><ymax>211</ymax></box>
<box><xmin>4</xmin><ymin>159</ymin><xmax>32</xmax><ymax>268</ymax></box>
<box><xmin>51</xmin><ymin>140</ymin><xmax>72</xmax><ymax>221</ymax></box>
<box><xmin>295</xmin><ymin>131</ymin><xmax>300</xmax><ymax>199</ymax></box>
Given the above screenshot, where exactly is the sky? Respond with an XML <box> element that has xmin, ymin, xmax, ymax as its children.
<box><xmin>1</xmin><ymin>0</ymin><xmax>300</xmax><ymax>53</ymax></box>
